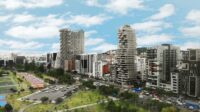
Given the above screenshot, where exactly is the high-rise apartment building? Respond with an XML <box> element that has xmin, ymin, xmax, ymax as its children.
<box><xmin>146</xmin><ymin>44</ymin><xmax>181</xmax><ymax>88</ymax></box>
<box><xmin>116</xmin><ymin>25</ymin><xmax>137</xmax><ymax>85</ymax></box>
<box><xmin>178</xmin><ymin>49</ymin><xmax>200</xmax><ymax>97</ymax></box>
<box><xmin>162</xmin><ymin>44</ymin><xmax>181</xmax><ymax>82</ymax></box>
<box><xmin>60</xmin><ymin>29</ymin><xmax>84</xmax><ymax>69</ymax></box>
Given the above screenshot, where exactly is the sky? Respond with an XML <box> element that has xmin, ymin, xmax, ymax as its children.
<box><xmin>0</xmin><ymin>0</ymin><xmax>200</xmax><ymax>56</ymax></box>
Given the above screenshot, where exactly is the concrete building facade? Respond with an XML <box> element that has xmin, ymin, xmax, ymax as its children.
<box><xmin>136</xmin><ymin>56</ymin><xmax>146</xmax><ymax>80</ymax></box>
<box><xmin>178</xmin><ymin>49</ymin><xmax>200</xmax><ymax>98</ymax></box>
<box><xmin>116</xmin><ymin>25</ymin><xmax>137</xmax><ymax>85</ymax></box>
<box><xmin>60</xmin><ymin>29</ymin><xmax>84</xmax><ymax>69</ymax></box>
<box><xmin>75</xmin><ymin>54</ymin><xmax>97</xmax><ymax>76</ymax></box>
<box><xmin>146</xmin><ymin>44</ymin><xmax>181</xmax><ymax>89</ymax></box>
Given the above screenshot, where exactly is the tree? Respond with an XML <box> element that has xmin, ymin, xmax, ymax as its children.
<box><xmin>4</xmin><ymin>103</ymin><xmax>13</xmax><ymax>112</ymax></box>
<box><xmin>38</xmin><ymin>65</ymin><xmax>45</xmax><ymax>73</ymax></box>
<box><xmin>10</xmin><ymin>88</ymin><xmax>17</xmax><ymax>93</ymax></box>
<box><xmin>24</xmin><ymin>61</ymin><xmax>30</xmax><ymax>71</ymax></box>
<box><xmin>40</xmin><ymin>96</ymin><xmax>49</xmax><ymax>103</ymax></box>
<box><xmin>12</xmin><ymin>72</ymin><xmax>16</xmax><ymax>76</ymax></box>
<box><xmin>82</xmin><ymin>80</ymin><xmax>95</xmax><ymax>89</ymax></box>
<box><xmin>0</xmin><ymin>106</ymin><xmax>4</xmax><ymax>112</ymax></box>
<box><xmin>55</xmin><ymin>97</ymin><xmax>63</xmax><ymax>104</ymax></box>
<box><xmin>106</xmin><ymin>100</ymin><xmax>117</xmax><ymax>112</ymax></box>
<box><xmin>99</xmin><ymin>85</ymin><xmax>119</xmax><ymax>96</ymax></box>
<box><xmin>46</xmin><ymin>68</ymin><xmax>75</xmax><ymax>84</ymax></box>
<box><xmin>120</xmin><ymin>91</ymin><xmax>133</xmax><ymax>100</ymax></box>
<box><xmin>30</xmin><ymin>60</ymin><xmax>36</xmax><ymax>71</ymax></box>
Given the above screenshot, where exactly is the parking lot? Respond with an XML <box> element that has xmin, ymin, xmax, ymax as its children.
<box><xmin>22</xmin><ymin>85</ymin><xmax>79</xmax><ymax>103</ymax></box>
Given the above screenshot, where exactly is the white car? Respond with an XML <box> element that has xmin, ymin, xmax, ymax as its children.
<box><xmin>188</xmin><ymin>106</ymin><xmax>194</xmax><ymax>110</ymax></box>
<box><xmin>139</xmin><ymin>95</ymin><xmax>144</xmax><ymax>98</ymax></box>
<box><xmin>176</xmin><ymin>100</ymin><xmax>183</xmax><ymax>105</ymax></box>
<box><xmin>166</xmin><ymin>101</ymin><xmax>172</xmax><ymax>104</ymax></box>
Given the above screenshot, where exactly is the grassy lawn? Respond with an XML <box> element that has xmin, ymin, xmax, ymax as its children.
<box><xmin>0</xmin><ymin>76</ymin><xmax>13</xmax><ymax>85</ymax></box>
<box><xmin>6</xmin><ymin>88</ymin><xmax>148</xmax><ymax>112</ymax></box>
<box><xmin>67</xmin><ymin>100</ymin><xmax>147</xmax><ymax>112</ymax></box>
<box><xmin>115</xmin><ymin>101</ymin><xmax>147</xmax><ymax>112</ymax></box>
<box><xmin>71</xmin><ymin>104</ymin><xmax>106</xmax><ymax>112</ymax></box>
<box><xmin>24</xmin><ymin>104</ymin><xmax>55</xmax><ymax>112</ymax></box>
<box><xmin>23</xmin><ymin>90</ymin><xmax>106</xmax><ymax>112</ymax></box>
<box><xmin>0</xmin><ymin>81</ymin><xmax>13</xmax><ymax>85</ymax></box>
<box><xmin>10</xmin><ymin>72</ymin><xmax>30</xmax><ymax>90</ymax></box>
<box><xmin>0</xmin><ymin>72</ymin><xmax>17</xmax><ymax>94</ymax></box>
<box><xmin>6</xmin><ymin>91</ymin><xmax>32</xmax><ymax>111</ymax></box>
<box><xmin>57</xmin><ymin>90</ymin><xmax>106</xmax><ymax>109</ymax></box>
<box><xmin>0</xmin><ymin>86</ymin><xmax>17</xmax><ymax>94</ymax></box>
<box><xmin>0</xmin><ymin>77</ymin><xmax>10</xmax><ymax>82</ymax></box>
<box><xmin>5</xmin><ymin>72</ymin><xmax>33</xmax><ymax>111</ymax></box>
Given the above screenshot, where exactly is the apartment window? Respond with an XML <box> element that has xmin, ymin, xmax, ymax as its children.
<box><xmin>189</xmin><ymin>77</ymin><xmax>196</xmax><ymax>96</ymax></box>
<box><xmin>190</xmin><ymin>50</ymin><xmax>196</xmax><ymax>61</ymax></box>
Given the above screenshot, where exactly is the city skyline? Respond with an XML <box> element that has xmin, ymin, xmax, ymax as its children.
<box><xmin>0</xmin><ymin>1</ymin><xmax>200</xmax><ymax>111</ymax></box>
<box><xmin>0</xmin><ymin>0</ymin><xmax>200</xmax><ymax>56</ymax></box>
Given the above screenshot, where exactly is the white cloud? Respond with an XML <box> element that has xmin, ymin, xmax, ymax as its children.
<box><xmin>0</xmin><ymin>50</ymin><xmax>47</xmax><ymax>56</ymax></box>
<box><xmin>131</xmin><ymin>21</ymin><xmax>171</xmax><ymax>33</ymax></box>
<box><xmin>6</xmin><ymin>13</ymin><xmax>109</xmax><ymax>40</ymax></box>
<box><xmin>84</xmin><ymin>30</ymin><xmax>109</xmax><ymax>48</ymax></box>
<box><xmin>6</xmin><ymin>14</ymin><xmax>67</xmax><ymax>40</ymax></box>
<box><xmin>85</xmin><ymin>38</ymin><xmax>104</xmax><ymax>46</ymax></box>
<box><xmin>0</xmin><ymin>39</ymin><xmax>43</xmax><ymax>49</ymax></box>
<box><xmin>137</xmin><ymin>34</ymin><xmax>173</xmax><ymax>46</ymax></box>
<box><xmin>130</xmin><ymin>4</ymin><xmax>175</xmax><ymax>47</ymax></box>
<box><xmin>85</xmin><ymin>30</ymin><xmax>97</xmax><ymax>37</ymax></box>
<box><xmin>0</xmin><ymin>15</ymin><xmax>12</xmax><ymax>22</ymax></box>
<box><xmin>131</xmin><ymin>4</ymin><xmax>174</xmax><ymax>35</ymax></box>
<box><xmin>105</xmin><ymin>0</ymin><xmax>144</xmax><ymax>15</ymax></box>
<box><xmin>66</xmin><ymin>14</ymin><xmax>111</xmax><ymax>27</ymax></box>
<box><xmin>0</xmin><ymin>0</ymin><xmax>64</xmax><ymax>10</ymax></box>
<box><xmin>180</xmin><ymin>42</ymin><xmax>200</xmax><ymax>50</ymax></box>
<box><xmin>84</xmin><ymin>29</ymin><xmax>115</xmax><ymax>52</ymax></box>
<box><xmin>13</xmin><ymin>13</ymin><xmax>35</xmax><ymax>23</ymax></box>
<box><xmin>85</xmin><ymin>0</ymin><xmax>101</xmax><ymax>7</ymax></box>
<box><xmin>85</xmin><ymin>0</ymin><xmax>144</xmax><ymax>15</ymax></box>
<box><xmin>6</xmin><ymin>26</ymin><xmax>59</xmax><ymax>40</ymax></box>
<box><xmin>180</xmin><ymin>10</ymin><xmax>200</xmax><ymax>37</ymax></box>
<box><xmin>186</xmin><ymin>10</ymin><xmax>200</xmax><ymax>24</ymax></box>
<box><xmin>85</xmin><ymin>30</ymin><xmax>104</xmax><ymax>51</ymax></box>
<box><xmin>51</xmin><ymin>43</ymin><xmax>60</xmax><ymax>52</ymax></box>
<box><xmin>180</xmin><ymin>26</ymin><xmax>200</xmax><ymax>37</ymax></box>
<box><xmin>11</xmin><ymin>14</ymin><xmax>66</xmax><ymax>26</ymax></box>
<box><xmin>37</xmin><ymin>15</ymin><xmax>66</xmax><ymax>27</ymax></box>
<box><xmin>91</xmin><ymin>43</ymin><xmax>117</xmax><ymax>52</ymax></box>
<box><xmin>150</xmin><ymin>4</ymin><xmax>175</xmax><ymax>20</ymax></box>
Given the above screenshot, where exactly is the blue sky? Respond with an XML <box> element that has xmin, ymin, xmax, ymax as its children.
<box><xmin>0</xmin><ymin>0</ymin><xmax>199</xmax><ymax>55</ymax></box>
